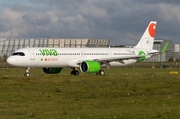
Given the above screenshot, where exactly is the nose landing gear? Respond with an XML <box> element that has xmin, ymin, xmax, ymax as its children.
<box><xmin>24</xmin><ymin>67</ymin><xmax>30</xmax><ymax>76</ymax></box>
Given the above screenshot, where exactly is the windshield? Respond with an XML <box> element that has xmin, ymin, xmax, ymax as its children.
<box><xmin>12</xmin><ymin>52</ymin><xmax>25</xmax><ymax>56</ymax></box>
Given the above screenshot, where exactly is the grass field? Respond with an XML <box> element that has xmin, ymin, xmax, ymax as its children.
<box><xmin>0</xmin><ymin>67</ymin><xmax>180</xmax><ymax>119</ymax></box>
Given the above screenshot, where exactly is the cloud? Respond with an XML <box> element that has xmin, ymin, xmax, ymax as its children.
<box><xmin>0</xmin><ymin>0</ymin><xmax>180</xmax><ymax>45</ymax></box>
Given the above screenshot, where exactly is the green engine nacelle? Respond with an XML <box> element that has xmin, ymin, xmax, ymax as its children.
<box><xmin>43</xmin><ymin>68</ymin><xmax>62</xmax><ymax>74</ymax></box>
<box><xmin>80</xmin><ymin>61</ymin><xmax>101</xmax><ymax>73</ymax></box>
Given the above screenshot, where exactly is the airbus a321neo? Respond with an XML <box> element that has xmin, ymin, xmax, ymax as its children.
<box><xmin>7</xmin><ymin>21</ymin><xmax>168</xmax><ymax>76</ymax></box>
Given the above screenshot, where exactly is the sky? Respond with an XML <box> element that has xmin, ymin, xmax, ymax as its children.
<box><xmin>0</xmin><ymin>0</ymin><xmax>180</xmax><ymax>46</ymax></box>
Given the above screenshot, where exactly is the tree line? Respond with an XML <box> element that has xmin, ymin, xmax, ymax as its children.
<box><xmin>0</xmin><ymin>54</ymin><xmax>8</xmax><ymax>62</ymax></box>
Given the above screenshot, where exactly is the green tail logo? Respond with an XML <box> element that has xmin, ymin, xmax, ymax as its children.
<box><xmin>137</xmin><ymin>51</ymin><xmax>146</xmax><ymax>62</ymax></box>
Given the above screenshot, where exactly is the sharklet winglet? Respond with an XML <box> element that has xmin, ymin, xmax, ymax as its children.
<box><xmin>161</xmin><ymin>42</ymin><xmax>169</xmax><ymax>53</ymax></box>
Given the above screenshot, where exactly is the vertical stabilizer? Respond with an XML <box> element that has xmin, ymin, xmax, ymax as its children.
<box><xmin>135</xmin><ymin>21</ymin><xmax>157</xmax><ymax>50</ymax></box>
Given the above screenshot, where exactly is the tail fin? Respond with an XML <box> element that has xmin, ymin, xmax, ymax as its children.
<box><xmin>135</xmin><ymin>21</ymin><xmax>157</xmax><ymax>50</ymax></box>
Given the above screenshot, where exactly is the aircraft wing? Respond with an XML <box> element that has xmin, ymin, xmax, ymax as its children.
<box><xmin>94</xmin><ymin>55</ymin><xmax>143</xmax><ymax>62</ymax></box>
<box><xmin>77</xmin><ymin>55</ymin><xmax>144</xmax><ymax>65</ymax></box>
<box><xmin>68</xmin><ymin>55</ymin><xmax>145</xmax><ymax>67</ymax></box>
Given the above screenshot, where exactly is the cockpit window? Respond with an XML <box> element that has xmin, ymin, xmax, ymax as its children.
<box><xmin>12</xmin><ymin>52</ymin><xmax>25</xmax><ymax>56</ymax></box>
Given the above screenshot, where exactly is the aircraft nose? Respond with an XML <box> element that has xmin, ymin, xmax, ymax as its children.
<box><xmin>7</xmin><ymin>57</ymin><xmax>16</xmax><ymax>66</ymax></box>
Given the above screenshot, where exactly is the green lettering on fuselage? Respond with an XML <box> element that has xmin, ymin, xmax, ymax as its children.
<box><xmin>39</xmin><ymin>49</ymin><xmax>58</xmax><ymax>56</ymax></box>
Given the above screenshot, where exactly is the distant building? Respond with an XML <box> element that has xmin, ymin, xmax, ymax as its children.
<box><xmin>146</xmin><ymin>39</ymin><xmax>175</xmax><ymax>62</ymax></box>
<box><xmin>0</xmin><ymin>38</ymin><xmax>110</xmax><ymax>56</ymax></box>
<box><xmin>175</xmin><ymin>44</ymin><xmax>180</xmax><ymax>52</ymax></box>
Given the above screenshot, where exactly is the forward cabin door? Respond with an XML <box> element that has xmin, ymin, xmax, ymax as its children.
<box><xmin>29</xmin><ymin>49</ymin><xmax>35</xmax><ymax>60</ymax></box>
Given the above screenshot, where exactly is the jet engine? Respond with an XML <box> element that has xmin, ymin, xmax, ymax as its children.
<box><xmin>43</xmin><ymin>68</ymin><xmax>62</xmax><ymax>74</ymax></box>
<box><xmin>80</xmin><ymin>61</ymin><xmax>100</xmax><ymax>73</ymax></box>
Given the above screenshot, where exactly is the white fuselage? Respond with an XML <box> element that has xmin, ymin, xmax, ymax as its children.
<box><xmin>7</xmin><ymin>47</ymin><xmax>150</xmax><ymax>68</ymax></box>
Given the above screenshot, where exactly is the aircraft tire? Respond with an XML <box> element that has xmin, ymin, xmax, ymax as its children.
<box><xmin>71</xmin><ymin>70</ymin><xmax>79</xmax><ymax>76</ymax></box>
<box><xmin>99</xmin><ymin>70</ymin><xmax>105</xmax><ymax>75</ymax></box>
<box><xmin>24</xmin><ymin>73</ymin><xmax>29</xmax><ymax>76</ymax></box>
<box><xmin>96</xmin><ymin>70</ymin><xmax>105</xmax><ymax>76</ymax></box>
<box><xmin>74</xmin><ymin>71</ymin><xmax>79</xmax><ymax>76</ymax></box>
<box><xmin>71</xmin><ymin>71</ymin><xmax>75</xmax><ymax>75</ymax></box>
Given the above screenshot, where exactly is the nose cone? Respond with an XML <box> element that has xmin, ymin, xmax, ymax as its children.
<box><xmin>7</xmin><ymin>56</ymin><xmax>17</xmax><ymax>66</ymax></box>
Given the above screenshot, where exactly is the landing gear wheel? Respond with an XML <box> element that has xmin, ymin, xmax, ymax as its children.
<box><xmin>99</xmin><ymin>70</ymin><xmax>105</xmax><ymax>75</ymax></box>
<box><xmin>71</xmin><ymin>70</ymin><xmax>79</xmax><ymax>76</ymax></box>
<box><xmin>96</xmin><ymin>70</ymin><xmax>105</xmax><ymax>76</ymax></box>
<box><xmin>71</xmin><ymin>71</ymin><xmax>74</xmax><ymax>75</ymax></box>
<box><xmin>24</xmin><ymin>73</ymin><xmax>29</xmax><ymax>76</ymax></box>
<box><xmin>74</xmin><ymin>71</ymin><xmax>79</xmax><ymax>76</ymax></box>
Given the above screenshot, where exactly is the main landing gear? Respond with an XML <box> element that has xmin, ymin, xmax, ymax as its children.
<box><xmin>71</xmin><ymin>68</ymin><xmax>79</xmax><ymax>76</ymax></box>
<box><xmin>96</xmin><ymin>70</ymin><xmax>105</xmax><ymax>76</ymax></box>
<box><xmin>71</xmin><ymin>68</ymin><xmax>105</xmax><ymax>76</ymax></box>
<box><xmin>24</xmin><ymin>67</ymin><xmax>30</xmax><ymax>76</ymax></box>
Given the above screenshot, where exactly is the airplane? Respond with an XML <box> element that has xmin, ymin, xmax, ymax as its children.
<box><xmin>7</xmin><ymin>21</ymin><xmax>167</xmax><ymax>76</ymax></box>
